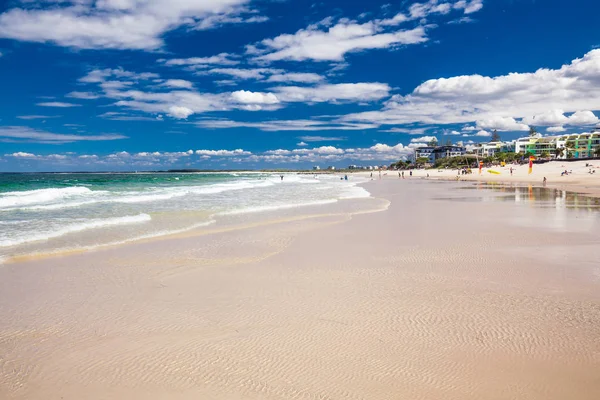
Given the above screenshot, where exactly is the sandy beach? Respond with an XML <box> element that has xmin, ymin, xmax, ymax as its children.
<box><xmin>382</xmin><ymin>160</ymin><xmax>600</xmax><ymax>197</ymax></box>
<box><xmin>1</xmin><ymin>178</ymin><xmax>599</xmax><ymax>400</ymax></box>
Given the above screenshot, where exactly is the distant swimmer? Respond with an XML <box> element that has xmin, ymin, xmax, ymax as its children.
<box><xmin>344</xmin><ymin>175</ymin><xmax>348</xmax><ymax>181</ymax></box>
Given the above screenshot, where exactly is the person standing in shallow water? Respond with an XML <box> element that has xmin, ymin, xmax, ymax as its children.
<box><xmin>280</xmin><ymin>175</ymin><xmax>284</xmax><ymax>181</ymax></box>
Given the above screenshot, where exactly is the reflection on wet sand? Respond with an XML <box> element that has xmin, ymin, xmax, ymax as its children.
<box><xmin>449</xmin><ymin>182</ymin><xmax>600</xmax><ymax>212</ymax></box>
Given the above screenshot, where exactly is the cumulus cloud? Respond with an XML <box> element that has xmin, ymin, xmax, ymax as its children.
<box><xmin>343</xmin><ymin>50</ymin><xmax>600</xmax><ymax>128</ymax></box>
<box><xmin>168</xmin><ymin>106</ymin><xmax>194</xmax><ymax>119</ymax></box>
<box><xmin>0</xmin><ymin>1</ymin><xmax>259</xmax><ymax>50</ymax></box>
<box><xmin>475</xmin><ymin>130</ymin><xmax>491</xmax><ymax>137</ymax></box>
<box><xmin>230</xmin><ymin>90</ymin><xmax>279</xmax><ymax>104</ymax></box>
<box><xmin>547</xmin><ymin>126</ymin><xmax>566</xmax><ymax>133</ymax></box>
<box><xmin>195</xmin><ymin>149</ymin><xmax>251</xmax><ymax>156</ymax></box>
<box><xmin>567</xmin><ymin>110</ymin><xmax>599</xmax><ymax>126</ymax></box>
<box><xmin>476</xmin><ymin>116</ymin><xmax>529</xmax><ymax>131</ymax></box>
<box><xmin>410</xmin><ymin>135</ymin><xmax>437</xmax><ymax>143</ymax></box>
<box><xmin>0</xmin><ymin>126</ymin><xmax>126</xmax><ymax>143</ymax></box>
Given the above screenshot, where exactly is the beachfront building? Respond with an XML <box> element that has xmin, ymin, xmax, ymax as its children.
<box><xmin>414</xmin><ymin>146</ymin><xmax>436</xmax><ymax>163</ymax></box>
<box><xmin>414</xmin><ymin>145</ymin><xmax>466</xmax><ymax>163</ymax></box>
<box><xmin>555</xmin><ymin>132</ymin><xmax>600</xmax><ymax>159</ymax></box>
<box><xmin>473</xmin><ymin>141</ymin><xmax>516</xmax><ymax>157</ymax></box>
<box><xmin>514</xmin><ymin>136</ymin><xmax>556</xmax><ymax>157</ymax></box>
<box><xmin>514</xmin><ymin>131</ymin><xmax>600</xmax><ymax>159</ymax></box>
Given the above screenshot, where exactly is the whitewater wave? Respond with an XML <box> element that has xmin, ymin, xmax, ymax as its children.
<box><xmin>0</xmin><ymin>187</ymin><xmax>95</xmax><ymax>209</ymax></box>
<box><xmin>4</xmin><ymin>180</ymin><xmax>277</xmax><ymax>211</ymax></box>
<box><xmin>0</xmin><ymin>213</ymin><xmax>152</xmax><ymax>248</ymax></box>
<box><xmin>216</xmin><ymin>199</ymin><xmax>339</xmax><ymax>216</ymax></box>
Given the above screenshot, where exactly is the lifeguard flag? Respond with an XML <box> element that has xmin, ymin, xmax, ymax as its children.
<box><xmin>528</xmin><ymin>156</ymin><xmax>535</xmax><ymax>174</ymax></box>
<box><xmin>479</xmin><ymin>161</ymin><xmax>483</xmax><ymax>175</ymax></box>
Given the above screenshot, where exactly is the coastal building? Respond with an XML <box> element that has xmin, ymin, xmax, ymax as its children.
<box><xmin>313</xmin><ymin>166</ymin><xmax>321</xmax><ymax>170</ymax></box>
<box><xmin>514</xmin><ymin>131</ymin><xmax>600</xmax><ymax>159</ymax></box>
<box><xmin>414</xmin><ymin>146</ymin><xmax>435</xmax><ymax>163</ymax></box>
<box><xmin>415</xmin><ymin>145</ymin><xmax>466</xmax><ymax>163</ymax></box>
<box><xmin>473</xmin><ymin>141</ymin><xmax>516</xmax><ymax>157</ymax></box>
<box><xmin>327</xmin><ymin>166</ymin><xmax>336</xmax><ymax>170</ymax></box>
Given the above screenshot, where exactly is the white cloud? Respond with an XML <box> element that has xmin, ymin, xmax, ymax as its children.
<box><xmin>476</xmin><ymin>116</ymin><xmax>529</xmax><ymax>131</ymax></box>
<box><xmin>67</xmin><ymin>91</ymin><xmax>100</xmax><ymax>99</ymax></box>
<box><xmin>567</xmin><ymin>110</ymin><xmax>599</xmax><ymax>126</ymax></box>
<box><xmin>196</xmin><ymin>119</ymin><xmax>375</xmax><ymax>131</ymax></box>
<box><xmin>247</xmin><ymin>0</ymin><xmax>485</xmax><ymax>63</ymax></box>
<box><xmin>273</xmin><ymin>83</ymin><xmax>390</xmax><ymax>103</ymax></box>
<box><xmin>298</xmin><ymin>136</ymin><xmax>347</xmax><ymax>142</ymax></box>
<box><xmin>231</xmin><ymin>90</ymin><xmax>279</xmax><ymax>104</ymax></box>
<box><xmin>547</xmin><ymin>126</ymin><xmax>566</xmax><ymax>133</ymax></box>
<box><xmin>168</xmin><ymin>106</ymin><xmax>194</xmax><ymax>119</ymax></box>
<box><xmin>343</xmin><ymin>50</ymin><xmax>600</xmax><ymax>128</ymax></box>
<box><xmin>195</xmin><ymin>149</ymin><xmax>251</xmax><ymax>156</ymax></box>
<box><xmin>475</xmin><ymin>130</ymin><xmax>491</xmax><ymax>137</ymax></box>
<box><xmin>37</xmin><ymin>101</ymin><xmax>81</xmax><ymax>107</ymax></box>
<box><xmin>5</xmin><ymin>152</ymin><xmax>37</xmax><ymax>158</ymax></box>
<box><xmin>266</xmin><ymin>72</ymin><xmax>324</xmax><ymax>83</ymax></box>
<box><xmin>250</xmin><ymin>20</ymin><xmax>428</xmax><ymax>62</ymax></box>
<box><xmin>194</xmin><ymin>10</ymin><xmax>268</xmax><ymax>31</ymax></box>
<box><xmin>296</xmin><ymin>141</ymin><xmax>308</xmax><ymax>146</ymax></box>
<box><xmin>522</xmin><ymin>109</ymin><xmax>569</xmax><ymax>127</ymax></box>
<box><xmin>16</xmin><ymin>115</ymin><xmax>60</xmax><ymax>120</ymax></box>
<box><xmin>410</xmin><ymin>135</ymin><xmax>437</xmax><ymax>143</ymax></box>
<box><xmin>0</xmin><ymin>1</ymin><xmax>257</xmax><ymax>50</ymax></box>
<box><xmin>161</xmin><ymin>79</ymin><xmax>193</xmax><ymax>89</ymax></box>
<box><xmin>0</xmin><ymin>126</ymin><xmax>126</xmax><ymax>143</ymax></box>
<box><xmin>162</xmin><ymin>53</ymin><xmax>239</xmax><ymax>68</ymax></box>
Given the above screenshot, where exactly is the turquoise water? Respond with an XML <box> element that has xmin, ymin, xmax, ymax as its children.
<box><xmin>0</xmin><ymin>172</ymin><xmax>369</xmax><ymax>262</ymax></box>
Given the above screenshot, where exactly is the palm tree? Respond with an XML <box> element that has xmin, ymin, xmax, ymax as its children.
<box><xmin>594</xmin><ymin>146</ymin><xmax>600</xmax><ymax>157</ymax></box>
<box><xmin>540</xmin><ymin>151</ymin><xmax>550</xmax><ymax>159</ymax></box>
<box><xmin>565</xmin><ymin>141</ymin><xmax>576</xmax><ymax>159</ymax></box>
<box><xmin>555</xmin><ymin>147</ymin><xmax>565</xmax><ymax>159</ymax></box>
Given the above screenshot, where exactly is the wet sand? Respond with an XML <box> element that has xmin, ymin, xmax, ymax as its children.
<box><xmin>1</xmin><ymin>179</ymin><xmax>599</xmax><ymax>399</ymax></box>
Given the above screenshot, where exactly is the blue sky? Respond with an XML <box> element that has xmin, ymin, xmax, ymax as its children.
<box><xmin>0</xmin><ymin>0</ymin><xmax>599</xmax><ymax>171</ymax></box>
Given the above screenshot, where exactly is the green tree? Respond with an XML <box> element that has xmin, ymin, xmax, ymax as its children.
<box><xmin>491</xmin><ymin>130</ymin><xmax>501</xmax><ymax>142</ymax></box>
<box><xmin>540</xmin><ymin>151</ymin><xmax>550</xmax><ymax>159</ymax></box>
<box><xmin>428</xmin><ymin>138</ymin><xmax>438</xmax><ymax>147</ymax></box>
<box><xmin>416</xmin><ymin>157</ymin><xmax>431</xmax><ymax>166</ymax></box>
<box><xmin>565</xmin><ymin>141</ymin><xmax>576</xmax><ymax>159</ymax></box>
<box><xmin>594</xmin><ymin>146</ymin><xmax>600</xmax><ymax>157</ymax></box>
<box><xmin>554</xmin><ymin>147</ymin><xmax>565</xmax><ymax>159</ymax></box>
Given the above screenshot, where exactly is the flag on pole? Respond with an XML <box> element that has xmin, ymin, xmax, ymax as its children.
<box><xmin>479</xmin><ymin>161</ymin><xmax>483</xmax><ymax>175</ymax></box>
<box><xmin>528</xmin><ymin>156</ymin><xmax>535</xmax><ymax>174</ymax></box>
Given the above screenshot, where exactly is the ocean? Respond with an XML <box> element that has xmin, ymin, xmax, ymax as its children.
<box><xmin>0</xmin><ymin>172</ymin><xmax>370</xmax><ymax>262</ymax></box>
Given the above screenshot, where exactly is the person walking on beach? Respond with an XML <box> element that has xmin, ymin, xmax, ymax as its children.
<box><xmin>543</xmin><ymin>177</ymin><xmax>547</xmax><ymax>186</ymax></box>
<box><xmin>510</xmin><ymin>167</ymin><xmax>513</xmax><ymax>176</ymax></box>
<box><xmin>280</xmin><ymin>175</ymin><xmax>284</xmax><ymax>181</ymax></box>
<box><xmin>402</xmin><ymin>171</ymin><xmax>404</xmax><ymax>179</ymax></box>
<box><xmin>410</xmin><ymin>171</ymin><xmax>413</xmax><ymax>177</ymax></box>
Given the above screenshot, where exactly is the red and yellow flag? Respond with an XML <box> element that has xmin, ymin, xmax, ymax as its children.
<box><xmin>528</xmin><ymin>156</ymin><xmax>535</xmax><ymax>174</ymax></box>
<box><xmin>479</xmin><ymin>161</ymin><xmax>483</xmax><ymax>175</ymax></box>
